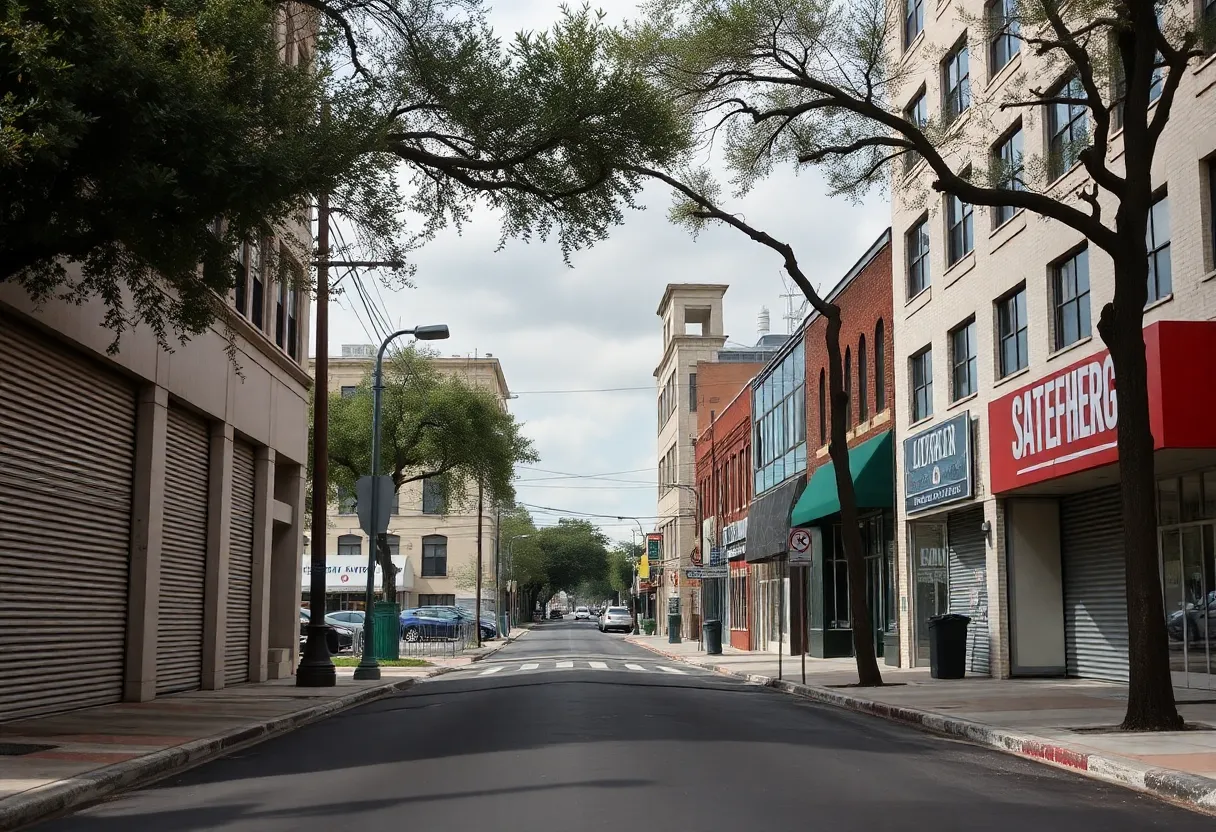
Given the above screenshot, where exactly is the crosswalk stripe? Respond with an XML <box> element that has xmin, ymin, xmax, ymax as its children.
<box><xmin>624</xmin><ymin>664</ymin><xmax>646</xmax><ymax>671</ymax></box>
<box><xmin>556</xmin><ymin>661</ymin><xmax>574</xmax><ymax>668</ymax></box>
<box><xmin>589</xmin><ymin>661</ymin><xmax>608</xmax><ymax>669</ymax></box>
<box><xmin>479</xmin><ymin>666</ymin><xmax>504</xmax><ymax>676</ymax></box>
<box><xmin>520</xmin><ymin>663</ymin><xmax>539</xmax><ymax>671</ymax></box>
<box><xmin>656</xmin><ymin>665</ymin><xmax>685</xmax><ymax>675</ymax></box>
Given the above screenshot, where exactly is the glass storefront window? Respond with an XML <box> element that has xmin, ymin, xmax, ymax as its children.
<box><xmin>1205</xmin><ymin>471</ymin><xmax>1216</xmax><ymax>519</ymax></box>
<box><xmin>1182</xmin><ymin>474</ymin><xmax>1204</xmax><ymax>522</ymax></box>
<box><xmin>1159</xmin><ymin>469</ymin><xmax>1216</xmax><ymax>691</ymax></box>
<box><xmin>1159</xmin><ymin>477</ymin><xmax>1181</xmax><ymax>525</ymax></box>
<box><xmin>911</xmin><ymin>521</ymin><xmax>949</xmax><ymax>665</ymax></box>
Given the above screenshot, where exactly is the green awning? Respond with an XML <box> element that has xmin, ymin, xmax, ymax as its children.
<box><xmin>791</xmin><ymin>431</ymin><xmax>894</xmax><ymax>527</ymax></box>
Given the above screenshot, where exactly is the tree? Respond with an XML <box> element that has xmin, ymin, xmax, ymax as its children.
<box><xmin>608</xmin><ymin>541</ymin><xmax>642</xmax><ymax>601</ymax></box>
<box><xmin>2</xmin><ymin>1</ymin><xmax>686</xmax><ymax>349</ymax></box>
<box><xmin>627</xmin><ymin>0</ymin><xmax>1210</xmax><ymax>728</ymax></box>
<box><xmin>324</xmin><ymin>344</ymin><xmax>539</xmax><ymax>596</ymax></box>
<box><xmin>0</xmin><ymin>0</ymin><xmax>399</xmax><ymax>349</ymax></box>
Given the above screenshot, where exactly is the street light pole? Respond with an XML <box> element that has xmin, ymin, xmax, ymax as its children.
<box><xmin>352</xmin><ymin>323</ymin><xmax>450</xmax><ymax>681</ymax></box>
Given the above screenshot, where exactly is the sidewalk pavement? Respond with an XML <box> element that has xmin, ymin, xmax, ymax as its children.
<box><xmin>627</xmin><ymin>635</ymin><xmax>1216</xmax><ymax>814</ymax></box>
<box><xmin>0</xmin><ymin>627</ymin><xmax>528</xmax><ymax>831</ymax></box>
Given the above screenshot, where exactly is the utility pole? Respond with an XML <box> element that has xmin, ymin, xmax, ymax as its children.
<box><xmin>475</xmin><ymin>478</ymin><xmax>484</xmax><ymax>648</ymax></box>
<box><xmin>494</xmin><ymin>504</ymin><xmax>503</xmax><ymax>638</ymax></box>
<box><xmin>298</xmin><ymin>191</ymin><xmax>335</xmax><ymax>687</ymax></box>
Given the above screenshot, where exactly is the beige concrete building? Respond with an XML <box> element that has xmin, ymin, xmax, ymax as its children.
<box><xmin>890</xmin><ymin>0</ymin><xmax>1216</xmax><ymax>685</ymax></box>
<box><xmin>653</xmin><ymin>285</ymin><xmax>729</xmax><ymax>637</ymax></box>
<box><xmin>305</xmin><ymin>347</ymin><xmax>508</xmax><ymax>614</ymax></box>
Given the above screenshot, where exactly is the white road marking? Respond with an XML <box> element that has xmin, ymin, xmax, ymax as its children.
<box><xmin>479</xmin><ymin>666</ymin><xmax>505</xmax><ymax>676</ymax></box>
<box><xmin>588</xmin><ymin>661</ymin><xmax>608</xmax><ymax>670</ymax></box>
<box><xmin>656</xmin><ymin>665</ymin><xmax>686</xmax><ymax>675</ymax></box>
<box><xmin>556</xmin><ymin>661</ymin><xmax>574</xmax><ymax>668</ymax></box>
<box><xmin>520</xmin><ymin>663</ymin><xmax>539</xmax><ymax>671</ymax></box>
<box><xmin>624</xmin><ymin>664</ymin><xmax>646</xmax><ymax>671</ymax></box>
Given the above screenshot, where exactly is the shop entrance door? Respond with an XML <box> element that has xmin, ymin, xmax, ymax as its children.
<box><xmin>910</xmin><ymin>521</ymin><xmax>949</xmax><ymax>666</ymax></box>
<box><xmin>1161</xmin><ymin>523</ymin><xmax>1216</xmax><ymax>690</ymax></box>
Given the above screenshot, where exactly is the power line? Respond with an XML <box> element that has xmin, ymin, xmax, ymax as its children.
<box><xmin>517</xmin><ymin>465</ymin><xmax>654</xmax><ymax>478</ymax></box>
<box><xmin>518</xmin><ymin>501</ymin><xmax>688</xmax><ymax>521</ymax></box>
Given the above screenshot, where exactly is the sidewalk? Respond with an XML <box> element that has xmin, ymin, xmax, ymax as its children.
<box><xmin>628</xmin><ymin>635</ymin><xmax>1216</xmax><ymax>814</ymax></box>
<box><xmin>0</xmin><ymin>628</ymin><xmax>528</xmax><ymax>831</ymax></box>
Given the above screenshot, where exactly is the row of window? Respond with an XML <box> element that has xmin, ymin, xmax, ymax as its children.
<box><xmin>335</xmin><ymin>533</ymin><xmax>448</xmax><ymax>577</ymax></box>
<box><xmin>335</xmin><ymin>476</ymin><xmax>445</xmax><ymax>515</ymax></box>
<box><xmin>230</xmin><ymin>237</ymin><xmax>303</xmax><ymax>361</ymax></box>
<box><xmin>815</xmin><ymin>320</ymin><xmax>888</xmax><ymax>446</ymax></box>
<box><xmin>702</xmin><ymin>441</ymin><xmax>752</xmax><ymax>522</ymax></box>
<box><xmin>753</xmin><ymin>343</ymin><xmax>807</xmax><ymax>495</ymax></box>
<box><xmin>906</xmin><ymin>191</ymin><xmax>1177</xmax><ymax>423</ymax></box>
<box><xmin>657</xmin><ymin>372</ymin><xmax>677</xmax><ymax>430</ymax></box>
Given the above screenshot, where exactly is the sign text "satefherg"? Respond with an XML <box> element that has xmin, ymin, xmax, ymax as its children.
<box><xmin>1010</xmin><ymin>355</ymin><xmax>1117</xmax><ymax>461</ymax></box>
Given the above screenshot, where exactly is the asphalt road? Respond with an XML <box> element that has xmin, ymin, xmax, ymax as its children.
<box><xmin>34</xmin><ymin>619</ymin><xmax>1215</xmax><ymax>831</ymax></box>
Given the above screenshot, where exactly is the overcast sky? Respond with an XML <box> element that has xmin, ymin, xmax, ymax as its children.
<box><xmin>316</xmin><ymin>1</ymin><xmax>890</xmax><ymax>543</ymax></box>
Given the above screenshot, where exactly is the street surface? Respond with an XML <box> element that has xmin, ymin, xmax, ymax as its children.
<box><xmin>33</xmin><ymin>619</ymin><xmax>1215</xmax><ymax>830</ymax></box>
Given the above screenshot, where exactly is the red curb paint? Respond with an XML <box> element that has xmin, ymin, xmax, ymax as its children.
<box><xmin>1020</xmin><ymin>741</ymin><xmax>1090</xmax><ymax>771</ymax></box>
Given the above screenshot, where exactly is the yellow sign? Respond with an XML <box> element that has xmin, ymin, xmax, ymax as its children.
<box><xmin>638</xmin><ymin>551</ymin><xmax>650</xmax><ymax>581</ymax></box>
<box><xmin>641</xmin><ymin>533</ymin><xmax>661</xmax><ymax>581</ymax></box>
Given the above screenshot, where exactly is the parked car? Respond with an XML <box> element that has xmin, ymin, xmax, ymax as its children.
<box><xmin>598</xmin><ymin>606</ymin><xmax>633</xmax><ymax>633</ymax></box>
<box><xmin>299</xmin><ymin>608</ymin><xmax>356</xmax><ymax>653</ymax></box>
<box><xmin>422</xmin><ymin>606</ymin><xmax>497</xmax><ymax>641</ymax></box>
<box><xmin>574</xmin><ymin>606</ymin><xmax>590</xmax><ymax>620</ymax></box>
<box><xmin>548</xmin><ymin>608</ymin><xmax>564</xmax><ymax>619</ymax></box>
<box><xmin>1167</xmin><ymin>590</ymin><xmax>1216</xmax><ymax>643</ymax></box>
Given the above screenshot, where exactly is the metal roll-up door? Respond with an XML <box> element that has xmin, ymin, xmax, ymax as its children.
<box><xmin>1062</xmin><ymin>486</ymin><xmax>1128</xmax><ymax>681</ymax></box>
<box><xmin>0</xmin><ymin>320</ymin><xmax>136</xmax><ymax>719</ymax></box>
<box><xmin>226</xmin><ymin>442</ymin><xmax>256</xmax><ymax>685</ymax></box>
<box><xmin>158</xmin><ymin>407</ymin><xmax>209</xmax><ymax>694</ymax></box>
<box><xmin>948</xmin><ymin>507</ymin><xmax>990</xmax><ymax>675</ymax></box>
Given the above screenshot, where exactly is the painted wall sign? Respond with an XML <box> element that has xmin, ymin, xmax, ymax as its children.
<box><xmin>903</xmin><ymin>411</ymin><xmax>973</xmax><ymax>513</ymax></box>
<box><xmin>301</xmin><ymin>556</ymin><xmax>408</xmax><ymax>591</ymax></box>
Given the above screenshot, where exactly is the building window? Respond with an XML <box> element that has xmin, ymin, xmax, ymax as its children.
<box><xmin>992</xmin><ymin>125</ymin><xmax>1024</xmax><ymax>227</ymax></box>
<box><xmin>874</xmin><ymin>319</ymin><xmax>886</xmax><ymax>413</ymax></box>
<box><xmin>1048</xmin><ymin>75</ymin><xmax>1088</xmax><ymax>179</ymax></box>
<box><xmin>1205</xmin><ymin>0</ymin><xmax>1216</xmax><ymax>53</ymax></box>
<box><xmin>858</xmin><ymin>335</ymin><xmax>868</xmax><ymax>423</ymax></box>
<box><xmin>340</xmin><ymin>385</ymin><xmax>359</xmax><ymax>399</ymax></box>
<box><xmin>752</xmin><ymin>341</ymin><xmax>806</xmax><ymax>494</ymax></box>
<box><xmin>250</xmin><ymin>240</ymin><xmax>266</xmax><ymax>331</ymax></box>
<box><xmin>337</xmin><ymin>534</ymin><xmax>361</xmax><ymax>557</ymax></box>
<box><xmin>1149</xmin><ymin>7</ymin><xmax>1165</xmax><ymax>101</ymax></box>
<box><xmin>337</xmin><ymin>485</ymin><xmax>356</xmax><ymax>515</ymax></box>
<box><xmin>658</xmin><ymin>372</ymin><xmax>676</xmax><ymax>431</ymax></box>
<box><xmin>997</xmin><ymin>285</ymin><xmax>1029</xmax><ymax>378</ymax></box>
<box><xmin>906</xmin><ymin>217</ymin><xmax>930</xmax><ymax>296</ymax></box>
<box><xmin>988</xmin><ymin>0</ymin><xmax>1020</xmax><ymax>76</ymax></box>
<box><xmin>234</xmin><ymin>241</ymin><xmax>249</xmax><ymax>317</ymax></box>
<box><xmin>730</xmin><ymin>568</ymin><xmax>749</xmax><ymax>631</ymax></box>
<box><xmin>419</xmin><ymin>593</ymin><xmax>455</xmax><ymax>607</ymax></box>
<box><xmin>385</xmin><ymin>534</ymin><xmax>400</xmax><ymax>557</ymax></box>
<box><xmin>421</xmin><ymin>535</ymin><xmax>448</xmax><ymax>577</ymax></box>
<box><xmin>1053</xmin><ymin>248</ymin><xmax>1091</xmax><ymax>350</ymax></box>
<box><xmin>911</xmin><ymin>347</ymin><xmax>933</xmax><ymax>423</ymax></box>
<box><xmin>942</xmin><ymin>40</ymin><xmax>971</xmax><ymax>125</ymax></box>
<box><xmin>422</xmin><ymin>478</ymin><xmax>445</xmax><ymax>515</ymax></box>
<box><xmin>824</xmin><ymin>526</ymin><xmax>851</xmax><ymax>629</ymax></box>
<box><xmin>946</xmin><ymin>193</ymin><xmax>974</xmax><ymax>266</ymax></box>
<box><xmin>905</xmin><ymin>0</ymin><xmax>924</xmax><ymax>47</ymax></box>
<box><xmin>287</xmin><ymin>281</ymin><xmax>299</xmax><ymax>360</ymax></box>
<box><xmin>1210</xmin><ymin>163</ymin><xmax>1216</xmax><ymax>268</ymax></box>
<box><xmin>1147</xmin><ymin>193</ymin><xmax>1172</xmax><ymax>304</ymax></box>
<box><xmin>950</xmin><ymin>319</ymin><xmax>977</xmax><ymax>401</ymax></box>
<box><xmin>689</xmin><ymin>372</ymin><xmax>698</xmax><ymax>412</ymax></box>
<box><xmin>275</xmin><ymin>275</ymin><xmax>287</xmax><ymax>348</ymax></box>
<box><xmin>818</xmin><ymin>369</ymin><xmax>827</xmax><ymax>446</ymax></box>
<box><xmin>844</xmin><ymin>347</ymin><xmax>853</xmax><ymax>428</ymax></box>
<box><xmin>903</xmin><ymin>89</ymin><xmax>927</xmax><ymax>171</ymax></box>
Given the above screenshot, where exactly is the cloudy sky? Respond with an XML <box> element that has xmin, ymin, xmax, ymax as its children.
<box><xmin>317</xmin><ymin>1</ymin><xmax>890</xmax><ymax>543</ymax></box>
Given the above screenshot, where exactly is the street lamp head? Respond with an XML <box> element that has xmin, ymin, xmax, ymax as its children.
<box><xmin>413</xmin><ymin>324</ymin><xmax>450</xmax><ymax>341</ymax></box>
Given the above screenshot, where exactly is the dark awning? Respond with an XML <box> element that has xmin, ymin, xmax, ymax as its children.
<box><xmin>791</xmin><ymin>431</ymin><xmax>893</xmax><ymax>527</ymax></box>
<box><xmin>745</xmin><ymin>474</ymin><xmax>806</xmax><ymax>563</ymax></box>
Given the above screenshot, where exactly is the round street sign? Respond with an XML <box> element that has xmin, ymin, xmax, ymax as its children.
<box><xmin>789</xmin><ymin>528</ymin><xmax>812</xmax><ymax>554</ymax></box>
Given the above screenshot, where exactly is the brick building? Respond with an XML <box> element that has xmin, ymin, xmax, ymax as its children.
<box><xmin>788</xmin><ymin>230</ymin><xmax>897</xmax><ymax>660</ymax></box>
<box><xmin>889</xmin><ymin>1</ymin><xmax>1216</xmax><ymax>684</ymax></box>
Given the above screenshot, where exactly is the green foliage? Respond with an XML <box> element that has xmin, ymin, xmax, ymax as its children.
<box><xmin>501</xmin><ymin>509</ymin><xmax>615</xmax><ymax>607</ymax></box>
<box><xmin>607</xmin><ymin>541</ymin><xmax>641</xmax><ymax>596</ymax></box>
<box><xmin>0</xmin><ymin>0</ymin><xmax>399</xmax><ymax>350</ymax></box>
<box><xmin>322</xmin><ymin>345</ymin><xmax>538</xmax><ymax>510</ymax></box>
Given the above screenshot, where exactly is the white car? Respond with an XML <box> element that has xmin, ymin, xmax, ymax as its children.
<box><xmin>574</xmin><ymin>606</ymin><xmax>590</xmax><ymax>620</ymax></box>
<box><xmin>599</xmin><ymin>606</ymin><xmax>633</xmax><ymax>633</ymax></box>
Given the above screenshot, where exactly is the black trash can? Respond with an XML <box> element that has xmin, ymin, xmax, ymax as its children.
<box><xmin>928</xmin><ymin>613</ymin><xmax>970</xmax><ymax>679</ymax></box>
<box><xmin>703</xmin><ymin>620</ymin><xmax>722</xmax><ymax>655</ymax></box>
<box><xmin>668</xmin><ymin>613</ymin><xmax>682</xmax><ymax>644</ymax></box>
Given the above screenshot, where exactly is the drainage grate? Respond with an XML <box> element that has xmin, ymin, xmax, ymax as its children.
<box><xmin>0</xmin><ymin>742</ymin><xmax>57</xmax><ymax>756</ymax></box>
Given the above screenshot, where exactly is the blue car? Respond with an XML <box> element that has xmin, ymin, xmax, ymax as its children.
<box><xmin>399</xmin><ymin>606</ymin><xmax>496</xmax><ymax>642</ymax></box>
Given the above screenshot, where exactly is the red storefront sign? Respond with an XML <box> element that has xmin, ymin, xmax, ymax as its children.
<box><xmin>988</xmin><ymin>321</ymin><xmax>1216</xmax><ymax>493</ymax></box>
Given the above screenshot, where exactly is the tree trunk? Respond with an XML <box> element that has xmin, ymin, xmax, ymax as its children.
<box><xmin>825</xmin><ymin>310</ymin><xmax>884</xmax><ymax>686</ymax></box>
<box><xmin>376</xmin><ymin>532</ymin><xmax>399</xmax><ymax>600</ymax></box>
<box><xmin>1100</xmin><ymin>252</ymin><xmax>1182</xmax><ymax>731</ymax></box>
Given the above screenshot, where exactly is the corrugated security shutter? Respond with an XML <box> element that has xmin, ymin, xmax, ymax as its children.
<box><xmin>1062</xmin><ymin>487</ymin><xmax>1128</xmax><ymax>681</ymax></box>
<box><xmin>948</xmin><ymin>507</ymin><xmax>990</xmax><ymax>675</ymax></box>
<box><xmin>0</xmin><ymin>320</ymin><xmax>136</xmax><ymax>719</ymax></box>
<box><xmin>226</xmin><ymin>442</ymin><xmax>256</xmax><ymax>685</ymax></box>
<box><xmin>158</xmin><ymin>406</ymin><xmax>209</xmax><ymax>694</ymax></box>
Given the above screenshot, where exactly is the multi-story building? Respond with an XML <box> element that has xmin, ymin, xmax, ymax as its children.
<box><xmin>889</xmin><ymin>2</ymin><xmax>1216</xmax><ymax>685</ymax></box>
<box><xmin>0</xmin><ymin>6</ymin><xmax>316</xmax><ymax>721</ymax></box>
<box><xmin>305</xmin><ymin>346</ymin><xmax>507</xmax><ymax>614</ymax></box>
<box><xmin>788</xmin><ymin>230</ymin><xmax>896</xmax><ymax>662</ymax></box>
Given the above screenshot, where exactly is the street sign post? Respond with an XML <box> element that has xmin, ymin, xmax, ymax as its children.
<box><xmin>684</xmin><ymin>565</ymin><xmax>728</xmax><ymax>579</ymax></box>
<box><xmin>356</xmin><ymin>475</ymin><xmax>395</xmax><ymax>537</ymax></box>
<box><xmin>788</xmin><ymin>527</ymin><xmax>815</xmax><ymax>564</ymax></box>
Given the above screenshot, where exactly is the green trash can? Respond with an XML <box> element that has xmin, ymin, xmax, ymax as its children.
<box><xmin>372</xmin><ymin>602</ymin><xmax>401</xmax><ymax>660</ymax></box>
<box><xmin>668</xmin><ymin>613</ymin><xmax>682</xmax><ymax>644</ymax></box>
<box><xmin>703</xmin><ymin>619</ymin><xmax>722</xmax><ymax>655</ymax></box>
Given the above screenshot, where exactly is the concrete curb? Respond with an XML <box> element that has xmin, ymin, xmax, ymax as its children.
<box><xmin>625</xmin><ymin>639</ymin><xmax>1216</xmax><ymax>814</ymax></box>
<box><xmin>469</xmin><ymin>629</ymin><xmax>529</xmax><ymax>664</ymax></box>
<box><xmin>0</xmin><ymin>667</ymin><xmax>451</xmax><ymax>832</ymax></box>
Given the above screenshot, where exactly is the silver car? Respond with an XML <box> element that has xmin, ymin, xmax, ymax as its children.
<box><xmin>598</xmin><ymin>606</ymin><xmax>633</xmax><ymax>633</ymax></box>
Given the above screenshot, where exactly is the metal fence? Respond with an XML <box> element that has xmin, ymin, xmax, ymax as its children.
<box><xmin>348</xmin><ymin>619</ymin><xmax>483</xmax><ymax>659</ymax></box>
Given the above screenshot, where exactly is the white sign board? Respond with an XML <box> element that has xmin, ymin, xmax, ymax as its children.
<box><xmin>301</xmin><ymin>555</ymin><xmax>409</xmax><ymax>592</ymax></box>
<box><xmin>684</xmin><ymin>566</ymin><xmax>728</xmax><ymax>579</ymax></box>
<box><xmin>787</xmin><ymin>527</ymin><xmax>819</xmax><ymax>564</ymax></box>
